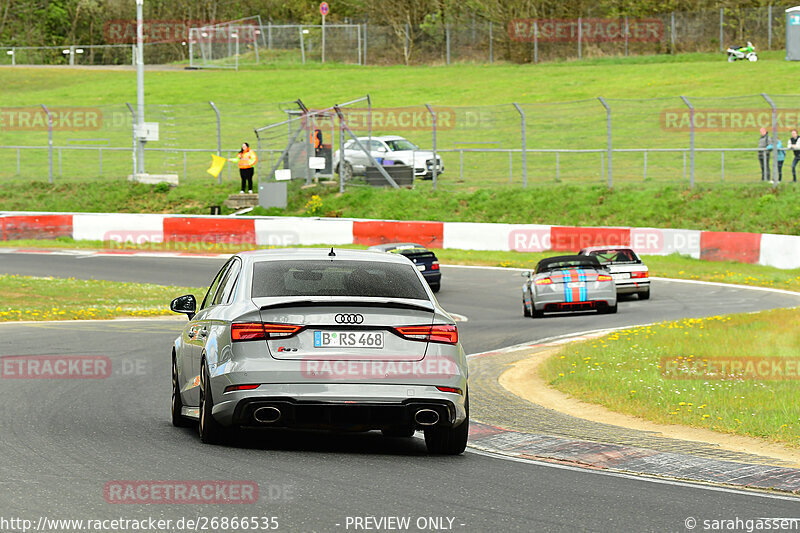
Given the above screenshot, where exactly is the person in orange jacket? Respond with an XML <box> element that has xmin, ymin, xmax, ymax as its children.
<box><xmin>229</xmin><ymin>142</ymin><xmax>258</xmax><ymax>194</ymax></box>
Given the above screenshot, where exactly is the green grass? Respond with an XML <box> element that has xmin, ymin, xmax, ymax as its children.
<box><xmin>0</xmin><ymin>274</ymin><xmax>203</xmax><ymax>321</ymax></box>
<box><xmin>1</xmin><ymin>53</ymin><xmax>798</xmax><ymax>184</ymax></box>
<box><xmin>541</xmin><ymin>310</ymin><xmax>800</xmax><ymax>446</ymax></box>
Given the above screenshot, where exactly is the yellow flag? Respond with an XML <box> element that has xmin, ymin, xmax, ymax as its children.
<box><xmin>207</xmin><ymin>154</ymin><xmax>227</xmax><ymax>178</ymax></box>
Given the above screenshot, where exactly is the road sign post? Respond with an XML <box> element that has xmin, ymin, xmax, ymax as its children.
<box><xmin>320</xmin><ymin>2</ymin><xmax>329</xmax><ymax>63</ymax></box>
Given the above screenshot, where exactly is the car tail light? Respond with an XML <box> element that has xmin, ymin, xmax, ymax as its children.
<box><xmin>597</xmin><ymin>274</ymin><xmax>613</xmax><ymax>282</ymax></box>
<box><xmin>535</xmin><ymin>277</ymin><xmax>553</xmax><ymax>285</ymax></box>
<box><xmin>231</xmin><ymin>322</ymin><xmax>302</xmax><ymax>342</ymax></box>
<box><xmin>395</xmin><ymin>324</ymin><xmax>458</xmax><ymax>345</ymax></box>
<box><xmin>631</xmin><ymin>271</ymin><xmax>649</xmax><ymax>279</ymax></box>
<box><xmin>436</xmin><ymin>386</ymin><xmax>463</xmax><ymax>395</ymax></box>
<box><xmin>431</xmin><ymin>261</ymin><xmax>440</xmax><ymax>271</ymax></box>
<box><xmin>224</xmin><ymin>384</ymin><xmax>260</xmax><ymax>393</ymax></box>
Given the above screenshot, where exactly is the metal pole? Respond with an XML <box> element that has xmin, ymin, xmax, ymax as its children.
<box><xmin>322</xmin><ymin>14</ymin><xmax>326</xmax><ymax>63</ymax></box>
<box><xmin>680</xmin><ymin>95</ymin><xmax>695</xmax><ymax>188</ymax></box>
<box><xmin>534</xmin><ymin>21</ymin><xmax>538</xmax><ymax>64</ymax></box>
<box><xmin>367</xmin><ymin>94</ymin><xmax>372</xmax><ymax>147</ymax></box>
<box><xmin>670</xmin><ymin>12</ymin><xmax>675</xmax><ymax>53</ymax></box>
<box><xmin>209</xmin><ymin>101</ymin><xmax>222</xmax><ymax>184</ymax></box>
<box><xmin>334</xmin><ymin>105</ymin><xmax>399</xmax><ymax>188</ymax></box>
<box><xmin>41</xmin><ymin>104</ymin><xmax>53</xmax><ymax>183</ymax></box>
<box><xmin>126</xmin><ymin>102</ymin><xmax>137</xmax><ymax>176</ymax></box>
<box><xmin>363</xmin><ymin>23</ymin><xmax>368</xmax><ymax>65</ymax></box>
<box><xmin>762</xmin><ymin>93</ymin><xmax>778</xmax><ymax>188</ymax></box>
<box><xmin>235</xmin><ymin>34</ymin><xmax>239</xmax><ymax>71</ymax></box>
<box><xmin>425</xmin><ymin>104</ymin><xmax>438</xmax><ymax>190</ymax></box>
<box><xmin>135</xmin><ymin>0</ymin><xmax>145</xmax><ymax>175</ymax></box>
<box><xmin>719</xmin><ymin>8</ymin><xmax>724</xmax><ymax>53</ymax></box>
<box><xmin>253</xmin><ymin>26</ymin><xmax>259</xmax><ymax>64</ymax></box>
<box><xmin>513</xmin><ymin>103</ymin><xmax>527</xmax><ymax>188</ymax></box>
<box><xmin>446</xmin><ymin>24</ymin><xmax>451</xmax><ymax>65</ymax></box>
<box><xmin>644</xmin><ymin>150</ymin><xmax>647</xmax><ymax>180</ymax></box>
<box><xmin>69</xmin><ymin>45</ymin><xmax>75</xmax><ymax>66</ymax></box>
<box><xmin>598</xmin><ymin>97</ymin><xmax>612</xmax><ymax>187</ymax></box>
<box><xmin>489</xmin><ymin>22</ymin><xmax>493</xmax><ymax>63</ymax></box>
<box><xmin>625</xmin><ymin>16</ymin><xmax>629</xmax><ymax>56</ymax></box>
<box><xmin>189</xmin><ymin>38</ymin><xmax>194</xmax><ymax>68</ymax></box>
<box><xmin>268</xmin><ymin>22</ymin><xmax>272</xmax><ymax>50</ymax></box>
<box><xmin>357</xmin><ymin>24</ymin><xmax>362</xmax><ymax>65</ymax></box>
<box><xmin>299</xmin><ymin>27</ymin><xmax>306</xmax><ymax>64</ymax></box>
<box><xmin>404</xmin><ymin>23</ymin><xmax>410</xmax><ymax>64</ymax></box>
<box><xmin>578</xmin><ymin>17</ymin><xmax>582</xmax><ymax>59</ymax></box>
<box><xmin>556</xmin><ymin>151</ymin><xmax>560</xmax><ymax>182</ymax></box>
<box><xmin>768</xmin><ymin>4</ymin><xmax>772</xmax><ymax>50</ymax></box>
<box><xmin>10</xmin><ymin>47</ymin><xmax>14</xmax><ymax>66</ymax></box>
<box><xmin>339</xmin><ymin>113</ymin><xmax>345</xmax><ymax>193</ymax></box>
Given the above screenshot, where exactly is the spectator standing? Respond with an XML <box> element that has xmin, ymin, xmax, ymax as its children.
<box><xmin>790</xmin><ymin>129</ymin><xmax>800</xmax><ymax>183</ymax></box>
<box><xmin>758</xmin><ymin>127</ymin><xmax>771</xmax><ymax>181</ymax></box>
<box><xmin>767</xmin><ymin>137</ymin><xmax>787</xmax><ymax>182</ymax></box>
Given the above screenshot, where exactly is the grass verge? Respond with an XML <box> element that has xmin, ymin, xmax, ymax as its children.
<box><xmin>540</xmin><ymin>310</ymin><xmax>800</xmax><ymax>446</ymax></box>
<box><xmin>0</xmin><ymin>274</ymin><xmax>202</xmax><ymax>321</ymax></box>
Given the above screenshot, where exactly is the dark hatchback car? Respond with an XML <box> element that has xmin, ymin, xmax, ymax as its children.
<box><xmin>368</xmin><ymin>243</ymin><xmax>441</xmax><ymax>292</ymax></box>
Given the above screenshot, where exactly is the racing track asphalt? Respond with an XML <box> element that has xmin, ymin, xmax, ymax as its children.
<box><xmin>0</xmin><ymin>252</ymin><xmax>799</xmax><ymax>532</ymax></box>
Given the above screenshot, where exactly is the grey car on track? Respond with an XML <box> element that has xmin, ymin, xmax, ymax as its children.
<box><xmin>522</xmin><ymin>255</ymin><xmax>617</xmax><ymax>317</ymax></box>
<box><xmin>169</xmin><ymin>248</ymin><xmax>469</xmax><ymax>454</ymax></box>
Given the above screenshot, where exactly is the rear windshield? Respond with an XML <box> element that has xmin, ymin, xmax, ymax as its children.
<box><xmin>251</xmin><ymin>260</ymin><xmax>429</xmax><ymax>300</ymax></box>
<box><xmin>537</xmin><ymin>259</ymin><xmax>598</xmax><ymax>273</ymax></box>
<box><xmin>586</xmin><ymin>249</ymin><xmax>639</xmax><ymax>264</ymax></box>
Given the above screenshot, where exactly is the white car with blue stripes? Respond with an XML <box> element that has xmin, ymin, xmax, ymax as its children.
<box><xmin>522</xmin><ymin>255</ymin><xmax>617</xmax><ymax>318</ymax></box>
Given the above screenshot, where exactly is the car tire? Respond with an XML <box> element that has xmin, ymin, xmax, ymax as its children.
<box><xmin>381</xmin><ymin>425</ymin><xmax>416</xmax><ymax>438</ymax></box>
<box><xmin>522</xmin><ymin>299</ymin><xmax>531</xmax><ymax>317</ymax></box>
<box><xmin>336</xmin><ymin>161</ymin><xmax>353</xmax><ymax>181</ymax></box>
<box><xmin>602</xmin><ymin>302</ymin><xmax>618</xmax><ymax>314</ymax></box>
<box><xmin>424</xmin><ymin>394</ymin><xmax>469</xmax><ymax>455</ymax></box>
<box><xmin>530</xmin><ymin>302</ymin><xmax>543</xmax><ymax>318</ymax></box>
<box><xmin>639</xmin><ymin>288</ymin><xmax>650</xmax><ymax>300</ymax></box>
<box><xmin>198</xmin><ymin>360</ymin><xmax>224</xmax><ymax>444</ymax></box>
<box><xmin>171</xmin><ymin>355</ymin><xmax>193</xmax><ymax>428</ymax></box>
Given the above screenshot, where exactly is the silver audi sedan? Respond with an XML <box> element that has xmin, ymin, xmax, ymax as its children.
<box><xmin>170</xmin><ymin>248</ymin><xmax>469</xmax><ymax>454</ymax></box>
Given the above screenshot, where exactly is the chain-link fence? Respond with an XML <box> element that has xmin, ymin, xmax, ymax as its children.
<box><xmin>3</xmin><ymin>94</ymin><xmax>799</xmax><ymax>188</ymax></box>
<box><xmin>1</xmin><ymin>6</ymin><xmax>795</xmax><ymax>67</ymax></box>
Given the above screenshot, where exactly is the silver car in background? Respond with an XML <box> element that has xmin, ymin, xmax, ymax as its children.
<box><xmin>579</xmin><ymin>246</ymin><xmax>650</xmax><ymax>300</ymax></box>
<box><xmin>522</xmin><ymin>255</ymin><xmax>617</xmax><ymax>317</ymax></box>
<box><xmin>170</xmin><ymin>248</ymin><xmax>469</xmax><ymax>455</ymax></box>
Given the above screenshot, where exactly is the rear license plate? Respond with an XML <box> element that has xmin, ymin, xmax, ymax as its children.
<box><xmin>313</xmin><ymin>331</ymin><xmax>384</xmax><ymax>348</ymax></box>
<box><xmin>416</xmin><ymin>264</ymin><xmax>426</xmax><ymax>271</ymax></box>
<box><xmin>612</xmin><ymin>273</ymin><xmax>630</xmax><ymax>280</ymax></box>
<box><xmin>567</xmin><ymin>282</ymin><xmax>585</xmax><ymax>288</ymax></box>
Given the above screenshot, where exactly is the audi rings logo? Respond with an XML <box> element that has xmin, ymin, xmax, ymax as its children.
<box><xmin>335</xmin><ymin>313</ymin><xmax>364</xmax><ymax>324</ymax></box>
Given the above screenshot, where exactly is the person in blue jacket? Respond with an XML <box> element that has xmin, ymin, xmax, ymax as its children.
<box><xmin>766</xmin><ymin>137</ymin><xmax>787</xmax><ymax>182</ymax></box>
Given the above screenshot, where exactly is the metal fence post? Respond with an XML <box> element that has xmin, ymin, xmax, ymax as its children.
<box><xmin>357</xmin><ymin>24</ymin><xmax>362</xmax><ymax>65</ymax></box>
<box><xmin>209</xmin><ymin>101</ymin><xmax>222</xmax><ymax>184</ymax></box>
<box><xmin>339</xmin><ymin>113</ymin><xmax>345</xmax><ymax>193</ymax></box>
<box><xmin>363</xmin><ymin>23</ymin><xmax>368</xmax><ymax>65</ymax></box>
<box><xmin>624</xmin><ymin>16</ymin><xmax>629</xmax><ymax>56</ymax></box>
<box><xmin>41</xmin><ymin>104</ymin><xmax>53</xmax><ymax>183</ymax></box>
<box><xmin>578</xmin><ymin>17</ymin><xmax>582</xmax><ymax>59</ymax></box>
<box><xmin>680</xmin><ymin>96</ymin><xmax>695</xmax><ymax>188</ymax></box>
<box><xmin>768</xmin><ymin>4</ymin><xmax>773</xmax><ymax>50</ymax></box>
<box><xmin>671</xmin><ymin>12</ymin><xmax>676</xmax><ymax>53</ymax></box>
<box><xmin>534</xmin><ymin>21</ymin><xmax>538</xmax><ymax>63</ymax></box>
<box><xmin>719</xmin><ymin>8</ymin><xmax>724</xmax><ymax>53</ymax></box>
<box><xmin>597</xmin><ymin>97</ymin><xmax>612</xmax><ymax>188</ymax></box>
<box><xmin>446</xmin><ymin>24</ymin><xmax>451</xmax><ymax>65</ymax></box>
<box><xmin>125</xmin><ymin>102</ymin><xmax>137</xmax><ymax>176</ymax></box>
<box><xmin>762</xmin><ymin>93</ymin><xmax>778</xmax><ymax>188</ymax></box>
<box><xmin>424</xmin><ymin>104</ymin><xmax>438</xmax><ymax>190</ymax></box>
<box><xmin>512</xmin><ymin>103</ymin><xmax>527</xmax><ymax>188</ymax></box>
<box><xmin>489</xmin><ymin>22</ymin><xmax>493</xmax><ymax>63</ymax></box>
<box><xmin>299</xmin><ymin>27</ymin><xmax>305</xmax><ymax>64</ymax></box>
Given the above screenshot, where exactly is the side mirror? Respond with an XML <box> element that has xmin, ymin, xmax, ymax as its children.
<box><xmin>521</xmin><ymin>271</ymin><xmax>531</xmax><ymax>278</ymax></box>
<box><xmin>170</xmin><ymin>294</ymin><xmax>197</xmax><ymax>320</ymax></box>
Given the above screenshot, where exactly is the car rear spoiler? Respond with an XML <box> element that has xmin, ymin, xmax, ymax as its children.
<box><xmin>257</xmin><ymin>298</ymin><xmax>435</xmax><ymax>313</ymax></box>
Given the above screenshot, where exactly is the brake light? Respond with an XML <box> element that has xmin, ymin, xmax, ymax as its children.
<box><xmin>231</xmin><ymin>322</ymin><xmax>302</xmax><ymax>342</ymax></box>
<box><xmin>395</xmin><ymin>324</ymin><xmax>458</xmax><ymax>345</ymax></box>
<box><xmin>224</xmin><ymin>384</ymin><xmax>260</xmax><ymax>393</ymax></box>
<box><xmin>436</xmin><ymin>386</ymin><xmax>463</xmax><ymax>395</ymax></box>
<box><xmin>597</xmin><ymin>274</ymin><xmax>613</xmax><ymax>282</ymax></box>
<box><xmin>431</xmin><ymin>261</ymin><xmax>440</xmax><ymax>271</ymax></box>
<box><xmin>631</xmin><ymin>271</ymin><xmax>649</xmax><ymax>279</ymax></box>
<box><xmin>535</xmin><ymin>278</ymin><xmax>553</xmax><ymax>285</ymax></box>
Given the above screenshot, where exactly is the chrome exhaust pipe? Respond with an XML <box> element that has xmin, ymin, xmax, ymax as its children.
<box><xmin>253</xmin><ymin>406</ymin><xmax>281</xmax><ymax>424</ymax></box>
<box><xmin>414</xmin><ymin>409</ymin><xmax>440</xmax><ymax>426</ymax></box>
